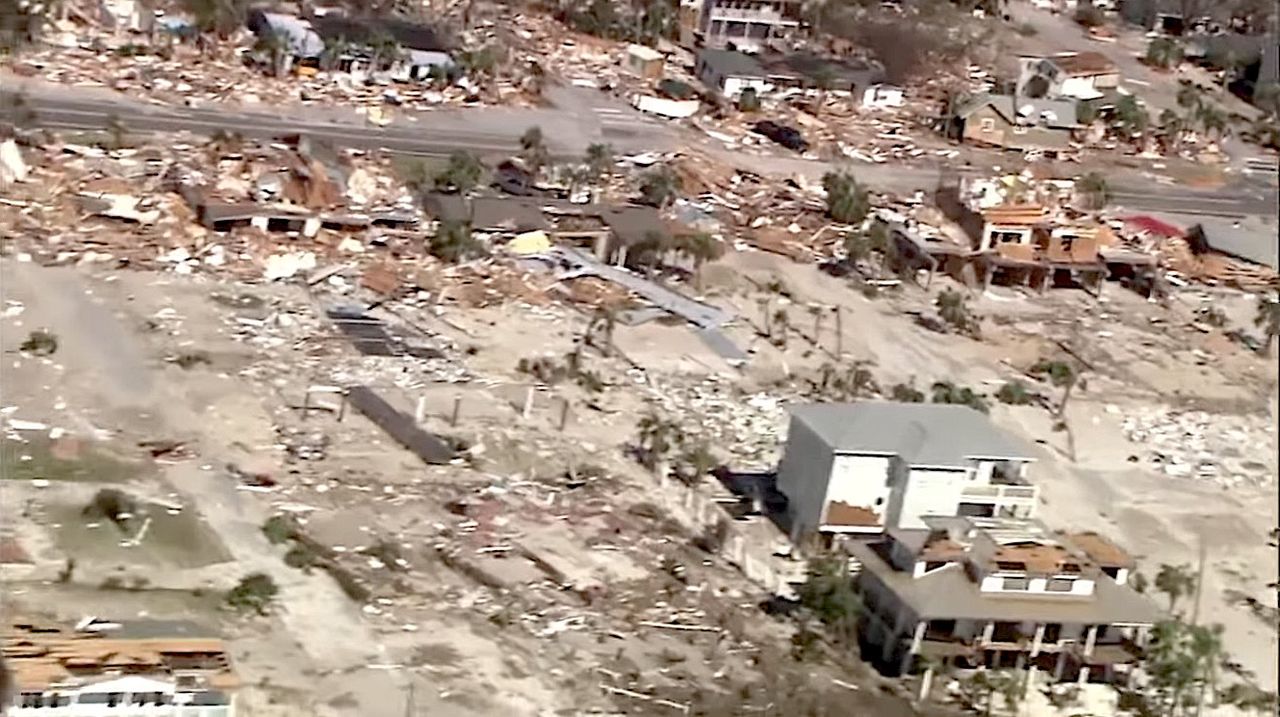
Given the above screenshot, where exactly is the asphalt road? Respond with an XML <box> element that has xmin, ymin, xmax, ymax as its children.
<box><xmin>2</xmin><ymin>85</ymin><xmax>1274</xmax><ymax>217</ymax></box>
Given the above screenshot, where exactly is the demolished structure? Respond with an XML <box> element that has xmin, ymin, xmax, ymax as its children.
<box><xmin>4</xmin><ymin>617</ymin><xmax>238</xmax><ymax>715</ymax></box>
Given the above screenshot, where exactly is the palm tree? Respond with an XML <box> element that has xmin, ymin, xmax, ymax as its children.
<box><xmin>520</xmin><ymin>126</ymin><xmax>549</xmax><ymax>174</ymax></box>
<box><xmin>1154</xmin><ymin>563</ymin><xmax>1197</xmax><ymax>615</ymax></box>
<box><xmin>1145</xmin><ymin>37</ymin><xmax>1182</xmax><ymax>70</ymax></box>
<box><xmin>1255</xmin><ymin>296</ymin><xmax>1280</xmax><ymax>355</ymax></box>
<box><xmin>320</xmin><ymin>35</ymin><xmax>352</xmax><ymax>72</ymax></box>
<box><xmin>636</xmin><ymin>412</ymin><xmax>678</xmax><ymax>470</ymax></box>
<box><xmin>638</xmin><ymin>166</ymin><xmax>680</xmax><ymax>208</ymax></box>
<box><xmin>811</xmin><ymin>65</ymin><xmax>836</xmax><ymax>115</ymax></box>
<box><xmin>587</xmin><ymin>306</ymin><xmax>617</xmax><ymax>356</ymax></box>
<box><xmin>366</xmin><ymin>32</ymin><xmax>402</xmax><ymax>72</ymax></box>
<box><xmin>433</xmin><ymin>151</ymin><xmax>484</xmax><ymax>194</ymax></box>
<box><xmin>1159</xmin><ymin>109</ymin><xmax>1185</xmax><ymax>152</ymax></box>
<box><xmin>1030</xmin><ymin>359</ymin><xmax>1080</xmax><ymax>417</ymax></box>
<box><xmin>253</xmin><ymin>29</ymin><xmax>291</xmax><ymax>78</ymax></box>
<box><xmin>936</xmin><ymin>289</ymin><xmax>979</xmax><ymax>337</ymax></box>
<box><xmin>1177</xmin><ymin>83</ymin><xmax>1204</xmax><ymax>113</ymax></box>
<box><xmin>429</xmin><ymin>220</ymin><xmax>485</xmax><ymax>263</ymax></box>
<box><xmin>1191</xmin><ymin>623</ymin><xmax>1224</xmax><ymax>717</ymax></box>
<box><xmin>675</xmin><ymin>232</ymin><xmax>724</xmax><ymax>290</ymax></box>
<box><xmin>1076</xmin><ymin>172</ymin><xmax>1111</xmax><ymax>209</ymax></box>
<box><xmin>1197</xmin><ymin>103</ymin><xmax>1228</xmax><ymax>140</ymax></box>
<box><xmin>585</xmin><ymin>143</ymin><xmax>614</xmax><ymax>180</ymax></box>
<box><xmin>822</xmin><ymin>171</ymin><xmax>869</xmax><ymax>225</ymax></box>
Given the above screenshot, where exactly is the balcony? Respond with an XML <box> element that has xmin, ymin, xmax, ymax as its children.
<box><xmin>960</xmin><ymin>484</ymin><xmax>1037</xmax><ymax>502</ymax></box>
<box><xmin>706</xmin><ymin>6</ymin><xmax>798</xmax><ymax>23</ymax></box>
<box><xmin>1070</xmin><ymin>637</ymin><xmax>1144</xmax><ymax>665</ymax></box>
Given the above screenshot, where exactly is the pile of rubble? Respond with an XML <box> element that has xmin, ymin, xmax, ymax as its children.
<box><xmin>1120</xmin><ymin>407</ymin><xmax>1276</xmax><ymax>487</ymax></box>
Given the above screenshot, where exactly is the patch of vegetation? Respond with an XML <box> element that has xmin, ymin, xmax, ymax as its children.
<box><xmin>429</xmin><ymin>220</ymin><xmax>487</xmax><ymax>263</ymax></box>
<box><xmin>169</xmin><ymin>351</ymin><xmax>213</xmax><ymax>369</ymax></box>
<box><xmin>797</xmin><ymin>556</ymin><xmax>860</xmax><ymax>645</ymax></box>
<box><xmin>738</xmin><ymin>87</ymin><xmax>761</xmax><ymax>112</ymax></box>
<box><xmin>226</xmin><ymin>573</ymin><xmax>279</xmax><ymax>614</ymax></box>
<box><xmin>262</xmin><ymin>515</ymin><xmax>298</xmax><ymax>545</ymax></box>
<box><xmin>361</xmin><ymin>540</ymin><xmax>408</xmax><ymax>572</ymax></box>
<box><xmin>99</xmin><ymin>576</ymin><xmax>126</xmax><ymax>590</ymax></box>
<box><xmin>1073</xmin><ymin>5</ymin><xmax>1105</xmax><ymax>26</ymax></box>
<box><xmin>822</xmin><ymin>171</ymin><xmax>870</xmax><ymax>225</ymax></box>
<box><xmin>692</xmin><ymin>520</ymin><xmax>730</xmax><ymax>554</ymax></box>
<box><xmin>284</xmin><ymin>543</ymin><xmax>319</xmax><ymax>571</ymax></box>
<box><xmin>19</xmin><ymin>330</ymin><xmax>58</xmax><ymax>356</ymax></box>
<box><xmin>890</xmin><ymin>381</ymin><xmax>925</xmax><ymax>403</ymax></box>
<box><xmin>1015</xmin><ymin>22</ymin><xmax>1037</xmax><ymax>36</ymax></box>
<box><xmin>931</xmin><ymin>381</ymin><xmax>989</xmax><ymax>413</ymax></box>
<box><xmin>82</xmin><ymin>488</ymin><xmax>139</xmax><ymax>530</ymax></box>
<box><xmin>433</xmin><ymin>151</ymin><xmax>484</xmax><ymax>194</ymax></box>
<box><xmin>995</xmin><ymin>380</ymin><xmax>1035</xmax><ymax>405</ymax></box>
<box><xmin>935</xmin><ymin>289</ymin><xmax>981</xmax><ymax>338</ymax></box>
<box><xmin>638</xmin><ymin>166</ymin><xmax>680</xmax><ymax>209</ymax></box>
<box><xmin>0</xmin><ymin>435</ymin><xmax>145</xmax><ymax>483</ymax></box>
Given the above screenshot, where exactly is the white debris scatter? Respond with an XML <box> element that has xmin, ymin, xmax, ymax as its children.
<box><xmin>1121</xmin><ymin>409</ymin><xmax>1276</xmax><ymax>486</ymax></box>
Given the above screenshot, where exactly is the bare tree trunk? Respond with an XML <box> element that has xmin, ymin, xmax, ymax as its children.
<box><xmin>834</xmin><ymin>307</ymin><xmax>843</xmax><ymax>355</ymax></box>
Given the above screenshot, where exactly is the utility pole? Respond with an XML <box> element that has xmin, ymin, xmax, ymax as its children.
<box><xmin>1190</xmin><ymin>532</ymin><xmax>1207</xmax><ymax>626</ymax></box>
<box><xmin>403</xmin><ymin>679</ymin><xmax>416</xmax><ymax>717</ymax></box>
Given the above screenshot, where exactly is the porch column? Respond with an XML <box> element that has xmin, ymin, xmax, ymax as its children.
<box><xmin>981</xmin><ymin>621</ymin><xmax>995</xmax><ymax>646</ymax></box>
<box><xmin>1084</xmin><ymin>625</ymin><xmax>1098</xmax><ymax>658</ymax></box>
<box><xmin>1053</xmin><ymin>649</ymin><xmax>1066</xmax><ymax>681</ymax></box>
<box><xmin>910</xmin><ymin>621</ymin><xmax>926</xmax><ymax>655</ymax></box>
<box><xmin>1077</xmin><ymin>666</ymin><xmax>1091</xmax><ymax>685</ymax></box>
<box><xmin>1031</xmin><ymin>624</ymin><xmax>1046</xmax><ymax>657</ymax></box>
<box><xmin>919</xmin><ymin>666</ymin><xmax>935</xmax><ymax>702</ymax></box>
<box><xmin>616</xmin><ymin>245</ymin><xmax>628</xmax><ymax>267</ymax></box>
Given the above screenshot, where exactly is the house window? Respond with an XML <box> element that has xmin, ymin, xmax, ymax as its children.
<box><xmin>1002</xmin><ymin>576</ymin><xmax>1029</xmax><ymax>590</ymax></box>
<box><xmin>1060</xmin><ymin>235</ymin><xmax>1075</xmax><ymax>252</ymax></box>
<box><xmin>1012</xmin><ymin>126</ymin><xmax>1028</xmax><ymax>134</ymax></box>
<box><xmin>1047</xmin><ymin>578</ymin><xmax>1075</xmax><ymax>592</ymax></box>
<box><xmin>1061</xmin><ymin>562</ymin><xmax>1082</xmax><ymax>574</ymax></box>
<box><xmin>980</xmin><ymin>118</ymin><xmax>996</xmax><ymax>132</ymax></box>
<box><xmin>996</xmin><ymin>560</ymin><xmax>1025</xmax><ymax>571</ymax></box>
<box><xmin>993</xmin><ymin>231</ymin><xmax>1024</xmax><ymax>244</ymax></box>
<box><xmin>924</xmin><ymin>561</ymin><xmax>948</xmax><ymax>572</ymax></box>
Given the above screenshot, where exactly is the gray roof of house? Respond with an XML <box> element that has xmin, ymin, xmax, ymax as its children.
<box><xmin>1154</xmin><ymin>212</ymin><xmax>1279</xmax><ymax>270</ymax></box>
<box><xmin>956</xmin><ymin>93</ymin><xmax>1079</xmax><ymax>129</ymax></box>
<box><xmin>788</xmin><ymin>402</ymin><xmax>1037</xmax><ymax>468</ymax></box>
<box><xmin>697</xmin><ymin>49</ymin><xmax>766</xmax><ymax>78</ymax></box>
<box><xmin>253</xmin><ymin>12</ymin><xmax>324</xmax><ymax>58</ymax></box>
<box><xmin>853</xmin><ymin>540</ymin><xmax>1163</xmax><ymax>624</ymax></box>
<box><xmin>109</xmin><ymin>619</ymin><xmax>219</xmax><ymax>640</ymax></box>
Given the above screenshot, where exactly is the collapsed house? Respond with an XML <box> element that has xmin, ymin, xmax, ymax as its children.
<box><xmin>4</xmin><ymin>617</ymin><xmax>238</xmax><ymax>714</ymax></box>
<box><xmin>888</xmin><ymin>175</ymin><xmax>1159</xmax><ymax>294</ymax></box>
<box><xmin>854</xmin><ymin>516</ymin><xmax>1160</xmax><ymax>690</ymax></box>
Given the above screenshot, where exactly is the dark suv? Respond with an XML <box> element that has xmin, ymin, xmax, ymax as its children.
<box><xmin>751</xmin><ymin>121</ymin><xmax>809</xmax><ymax>153</ymax></box>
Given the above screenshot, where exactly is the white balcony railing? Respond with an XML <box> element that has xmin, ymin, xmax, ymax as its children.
<box><xmin>960</xmin><ymin>484</ymin><xmax>1037</xmax><ymax>501</ymax></box>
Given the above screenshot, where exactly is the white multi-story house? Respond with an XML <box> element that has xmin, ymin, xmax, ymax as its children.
<box><xmin>5</xmin><ymin>618</ymin><xmax>237</xmax><ymax>716</ymax></box>
<box><xmin>776</xmin><ymin>402</ymin><xmax>1039</xmax><ymax>543</ymax></box>
<box><xmin>853</xmin><ymin>516</ymin><xmax>1160</xmax><ymax>694</ymax></box>
<box><xmin>696</xmin><ymin>0</ymin><xmax>801</xmax><ymax>53</ymax></box>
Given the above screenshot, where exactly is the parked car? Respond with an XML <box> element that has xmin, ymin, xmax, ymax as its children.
<box><xmin>750</xmin><ymin>120</ymin><xmax>809</xmax><ymax>153</ymax></box>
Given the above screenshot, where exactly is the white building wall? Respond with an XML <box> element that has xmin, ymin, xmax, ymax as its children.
<box><xmin>974</xmin><ymin>460</ymin><xmax>996</xmax><ymax>484</ymax></box>
<box><xmin>776</xmin><ymin>417</ymin><xmax>835</xmax><ymax>538</ymax></box>
<box><xmin>895</xmin><ymin>467</ymin><xmax>968</xmax><ymax>529</ymax></box>
<box><xmin>721</xmin><ymin>75</ymin><xmax>771</xmax><ymax>99</ymax></box>
<box><xmin>1057</xmin><ymin>75</ymin><xmax>1100</xmax><ymax>99</ymax></box>
<box><xmin>823</xmin><ymin>454</ymin><xmax>892</xmax><ymax>524</ymax></box>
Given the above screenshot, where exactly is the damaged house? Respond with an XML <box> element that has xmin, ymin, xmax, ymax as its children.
<box><xmin>247</xmin><ymin>10</ymin><xmax>455</xmax><ymax>80</ymax></box>
<box><xmin>949</xmin><ymin>94</ymin><xmax>1080</xmax><ymax>153</ymax></box>
<box><xmin>854</xmin><ymin>516</ymin><xmax>1160</xmax><ymax>692</ymax></box>
<box><xmin>776</xmin><ymin>402</ymin><xmax>1039</xmax><ymax>543</ymax></box>
<box><xmin>1017</xmin><ymin>52</ymin><xmax>1121</xmax><ymax>101</ymax></box>
<box><xmin>695</xmin><ymin>48</ymin><xmax>885</xmax><ymax>100</ymax></box>
<box><xmin>4</xmin><ymin>616</ymin><xmax>239</xmax><ymax>714</ymax></box>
